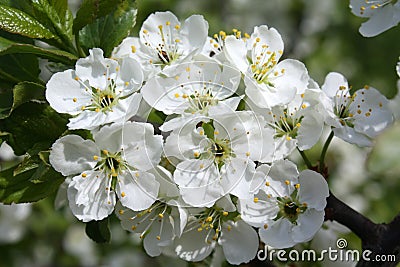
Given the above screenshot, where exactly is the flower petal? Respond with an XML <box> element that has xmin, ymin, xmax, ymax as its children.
<box><xmin>259</xmin><ymin>219</ymin><xmax>294</xmax><ymax>249</ymax></box>
<box><xmin>298</xmin><ymin>169</ymin><xmax>329</xmax><ymax>210</ymax></box>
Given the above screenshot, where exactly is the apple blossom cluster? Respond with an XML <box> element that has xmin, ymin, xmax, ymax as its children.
<box><xmin>46</xmin><ymin>11</ymin><xmax>393</xmax><ymax>264</ymax></box>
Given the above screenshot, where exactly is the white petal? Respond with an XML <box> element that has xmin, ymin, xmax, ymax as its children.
<box><xmin>143</xmin><ymin>217</ymin><xmax>174</xmax><ymax>257</ymax></box>
<box><xmin>292</xmin><ymin>209</ymin><xmax>325</xmax><ymax>243</ymax></box>
<box><xmin>224</xmin><ymin>36</ymin><xmax>249</xmax><ymax>73</ymax></box>
<box><xmin>117</xmin><ymin>171</ymin><xmax>159</xmax><ymax>211</ymax></box>
<box><xmin>333</xmin><ymin>126</ymin><xmax>373</xmax><ymax>146</ymax></box>
<box><xmin>173</xmin><ymin>228</ymin><xmax>215</xmax><ymax>262</ymax></box>
<box><xmin>321</xmin><ymin>72</ymin><xmax>349</xmax><ymax>99</ymax></box>
<box><xmin>219</xmin><ymin>221</ymin><xmax>259</xmax><ymax>265</ymax></box>
<box><xmin>68</xmin><ymin>171</ymin><xmax>115</xmax><ymax>222</ymax></box>
<box><xmin>271</xmin><ymin>59</ymin><xmax>309</xmax><ymax>96</ymax></box>
<box><xmin>297</xmin><ymin>112</ymin><xmax>324</xmax><ymax>150</ymax></box>
<box><xmin>117</xmin><ymin>57</ymin><xmax>143</xmax><ymax>91</ymax></box>
<box><xmin>180</xmin><ymin>14</ymin><xmax>208</xmax><ymax>52</ymax></box>
<box><xmin>49</xmin><ymin>135</ymin><xmax>99</xmax><ymax>176</ymax></box>
<box><xmin>259</xmin><ymin>219</ymin><xmax>295</xmax><ymax>249</ymax></box>
<box><xmin>298</xmin><ymin>170</ymin><xmax>329</xmax><ymax>210</ymax></box>
<box><xmin>46</xmin><ymin>70</ymin><xmax>89</xmax><ymax>115</ymax></box>
<box><xmin>359</xmin><ymin>4</ymin><xmax>399</xmax><ymax>37</ymax></box>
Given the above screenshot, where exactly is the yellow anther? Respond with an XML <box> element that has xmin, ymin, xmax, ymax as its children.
<box><xmin>116</xmin><ymin>67</ymin><xmax>119</xmax><ymax>72</ymax></box>
<box><xmin>286</xmin><ymin>136</ymin><xmax>292</xmax><ymax>141</ymax></box>
<box><xmin>274</xmin><ymin>71</ymin><xmax>279</xmax><ymax>76</ymax></box>
<box><xmin>300</xmin><ymin>93</ymin><xmax>305</xmax><ymax>98</ymax></box>
<box><xmin>185</xmin><ymin>67</ymin><xmax>191</xmax><ymax>72</ymax></box>
<box><xmin>166</xmin><ymin>21</ymin><xmax>171</xmax><ymax>26</ymax></box>
<box><xmin>158</xmin><ymin>25</ymin><xmax>163</xmax><ymax>30</ymax></box>
<box><xmin>199</xmin><ymin>164</ymin><xmax>204</xmax><ymax>169</ymax></box>
<box><xmin>74</xmin><ymin>76</ymin><xmax>79</xmax><ymax>81</ymax></box>
<box><xmin>81</xmin><ymin>106</ymin><xmax>86</xmax><ymax>110</ymax></box>
<box><xmin>131</xmin><ymin>225</ymin><xmax>136</xmax><ymax>231</ymax></box>
<box><xmin>214</xmin><ymin>131</ymin><xmax>219</xmax><ymax>135</ymax></box>
<box><xmin>379</xmin><ymin>102</ymin><xmax>383</xmax><ymax>107</ymax></box>
<box><xmin>102</xmin><ymin>150</ymin><xmax>109</xmax><ymax>155</ymax></box>
<box><xmin>265</xmin><ymin>181</ymin><xmax>270</xmax><ymax>186</ymax></box>
<box><xmin>81</xmin><ymin>173</ymin><xmax>87</xmax><ymax>178</ymax></box>
<box><xmin>175</xmin><ymin>39</ymin><xmax>180</xmax><ymax>43</ymax></box>
<box><xmin>285</xmin><ymin>180</ymin><xmax>290</xmax><ymax>185</ymax></box>
<box><xmin>156</xmin><ymin>235</ymin><xmax>161</xmax><ymax>240</ymax></box>
<box><xmin>174</xmin><ymin>93</ymin><xmax>180</xmax><ymax>98</ymax></box>
<box><xmin>223</xmin><ymin>211</ymin><xmax>228</xmax><ymax>216</ymax></box>
<box><xmin>360</xmin><ymin>6</ymin><xmax>366</xmax><ymax>11</ymax></box>
<box><xmin>227</xmin><ymin>225</ymin><xmax>232</xmax><ymax>231</ymax></box>
<box><xmin>255</xmin><ymin>37</ymin><xmax>260</xmax><ymax>42</ymax></box>
<box><xmin>175</xmin><ymin>75</ymin><xmax>180</xmax><ymax>80</ymax></box>
<box><xmin>118</xmin><ymin>210</ymin><xmax>124</xmax><ymax>215</ymax></box>
<box><xmin>206</xmin><ymin>216</ymin><xmax>213</xmax><ymax>222</ymax></box>
<box><xmin>199</xmin><ymin>130</ymin><xmax>204</xmax><ymax>135</ymax></box>
<box><xmin>296</xmin><ymin>123</ymin><xmax>301</xmax><ymax>128</ymax></box>
<box><xmin>182</xmin><ymin>94</ymin><xmax>188</xmax><ymax>99</ymax></box>
<box><xmin>295</xmin><ymin>183</ymin><xmax>300</xmax><ymax>189</ymax></box>
<box><xmin>349</xmin><ymin>113</ymin><xmax>354</xmax><ymax>117</ymax></box>
<box><xmin>281</xmin><ymin>68</ymin><xmax>285</xmax><ymax>74</ymax></box>
<box><xmin>95</xmin><ymin>108</ymin><xmax>100</xmax><ymax>113</ymax></box>
<box><xmin>121</xmin><ymin>192</ymin><xmax>126</xmax><ymax>197</ymax></box>
<box><xmin>193</xmin><ymin>151</ymin><xmax>200</xmax><ymax>157</ymax></box>
<box><xmin>278</xmin><ymin>50</ymin><xmax>283</xmax><ymax>54</ymax></box>
<box><xmin>125</xmin><ymin>81</ymin><xmax>130</xmax><ymax>86</ymax></box>
<box><xmin>93</xmin><ymin>155</ymin><xmax>99</xmax><ymax>161</ymax></box>
<box><xmin>73</xmin><ymin>98</ymin><xmax>77</xmax><ymax>102</ymax></box>
<box><xmin>197</xmin><ymin>227</ymin><xmax>203</xmax><ymax>232</ymax></box>
<box><xmin>365</xmin><ymin>112</ymin><xmax>371</xmax><ymax>117</ymax></box>
<box><xmin>267</xmin><ymin>194</ymin><xmax>272</xmax><ymax>198</ymax></box>
<box><xmin>131</xmin><ymin>45</ymin><xmax>136</xmax><ymax>53</ymax></box>
<box><xmin>301</xmin><ymin>104</ymin><xmax>307</xmax><ymax>109</ymax></box>
<box><xmin>357</xmin><ymin>109</ymin><xmax>362</xmax><ymax>114</ymax></box>
<box><xmin>213</xmin><ymin>43</ymin><xmax>219</xmax><ymax>48</ymax></box>
<box><xmin>364</xmin><ymin>85</ymin><xmax>370</xmax><ymax>89</ymax></box>
<box><xmin>246</xmin><ymin>152</ymin><xmax>250</xmax><ymax>157</ymax></box>
<box><xmin>143</xmin><ymin>29</ymin><xmax>148</xmax><ymax>34</ymax></box>
<box><xmin>175</xmin><ymin>25</ymin><xmax>180</xmax><ymax>30</ymax></box>
<box><xmin>158</xmin><ymin>213</ymin><xmax>164</xmax><ymax>219</ymax></box>
<box><xmin>135</xmin><ymin>172</ymin><xmax>140</xmax><ymax>177</ymax></box>
<box><xmin>263</xmin><ymin>224</ymin><xmax>268</xmax><ymax>229</ymax></box>
<box><xmin>371</xmin><ymin>5</ymin><xmax>377</xmax><ymax>9</ymax></box>
<box><xmin>253</xmin><ymin>197</ymin><xmax>259</xmax><ymax>203</ymax></box>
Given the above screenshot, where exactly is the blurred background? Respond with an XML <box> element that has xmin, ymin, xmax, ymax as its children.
<box><xmin>0</xmin><ymin>0</ymin><xmax>399</xmax><ymax>266</ymax></box>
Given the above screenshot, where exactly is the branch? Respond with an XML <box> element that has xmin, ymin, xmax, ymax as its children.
<box><xmin>325</xmin><ymin>192</ymin><xmax>400</xmax><ymax>267</ymax></box>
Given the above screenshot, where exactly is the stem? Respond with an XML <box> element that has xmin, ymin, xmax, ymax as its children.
<box><xmin>297</xmin><ymin>148</ymin><xmax>313</xmax><ymax>169</ymax></box>
<box><xmin>319</xmin><ymin>131</ymin><xmax>334</xmax><ymax>173</ymax></box>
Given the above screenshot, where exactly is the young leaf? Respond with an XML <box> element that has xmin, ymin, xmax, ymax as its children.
<box><xmin>0</xmin><ymin>5</ymin><xmax>55</xmax><ymax>39</ymax></box>
<box><xmin>78</xmin><ymin>0</ymin><xmax>137</xmax><ymax>57</ymax></box>
<box><xmin>73</xmin><ymin>0</ymin><xmax>123</xmax><ymax>34</ymax></box>
<box><xmin>85</xmin><ymin>217</ymin><xmax>111</xmax><ymax>243</ymax></box>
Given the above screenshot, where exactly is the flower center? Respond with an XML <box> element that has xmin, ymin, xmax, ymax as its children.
<box><xmin>185</xmin><ymin>89</ymin><xmax>219</xmax><ymax>114</ymax></box>
<box><xmin>276</xmin><ymin>195</ymin><xmax>307</xmax><ymax>225</ymax></box>
<box><xmin>334</xmin><ymin>86</ymin><xmax>355</xmax><ymax>127</ymax></box>
<box><xmin>270</xmin><ymin>109</ymin><xmax>303</xmax><ymax>140</ymax></box>
<box><xmin>359</xmin><ymin>0</ymin><xmax>393</xmax><ymax>15</ymax></box>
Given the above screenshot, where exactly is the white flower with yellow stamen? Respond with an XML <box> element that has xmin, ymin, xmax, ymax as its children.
<box><xmin>224</xmin><ymin>25</ymin><xmax>310</xmax><ymax>108</ymax></box>
<box><xmin>249</xmin><ymin>89</ymin><xmax>324</xmax><ymax>161</ymax></box>
<box><xmin>164</xmin><ymin>111</ymin><xmax>274</xmax><ymax>207</ymax></box>
<box><xmin>126</xmin><ymin>11</ymin><xmax>208</xmax><ymax>78</ymax></box>
<box><xmin>238</xmin><ymin>159</ymin><xmax>329</xmax><ymax>249</ymax></box>
<box><xmin>350</xmin><ymin>0</ymin><xmax>400</xmax><ymax>37</ymax></box>
<box><xmin>173</xmin><ymin>197</ymin><xmax>259</xmax><ymax>264</ymax></box>
<box><xmin>46</xmin><ymin>48</ymin><xmax>143</xmax><ymax>130</ymax></box>
<box><xmin>141</xmin><ymin>60</ymin><xmax>241</xmax><ymax>132</ymax></box>
<box><xmin>321</xmin><ymin>72</ymin><xmax>393</xmax><ymax>146</ymax></box>
<box><xmin>49</xmin><ymin>122</ymin><xmax>163</xmax><ymax>222</ymax></box>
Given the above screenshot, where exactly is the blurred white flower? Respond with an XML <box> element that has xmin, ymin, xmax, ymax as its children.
<box><xmin>350</xmin><ymin>0</ymin><xmax>400</xmax><ymax>37</ymax></box>
<box><xmin>0</xmin><ymin>203</ymin><xmax>31</xmax><ymax>244</ymax></box>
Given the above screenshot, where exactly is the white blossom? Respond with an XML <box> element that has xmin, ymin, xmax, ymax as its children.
<box><xmin>238</xmin><ymin>159</ymin><xmax>329</xmax><ymax>248</ymax></box>
<box><xmin>46</xmin><ymin>48</ymin><xmax>143</xmax><ymax>130</ymax></box>
<box><xmin>321</xmin><ymin>72</ymin><xmax>393</xmax><ymax>146</ymax></box>
<box><xmin>49</xmin><ymin>122</ymin><xmax>163</xmax><ymax>221</ymax></box>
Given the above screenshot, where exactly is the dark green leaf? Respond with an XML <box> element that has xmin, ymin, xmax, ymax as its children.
<box><xmin>12</xmin><ymin>82</ymin><xmax>45</xmax><ymax>111</ymax></box>
<box><xmin>202</xmin><ymin>122</ymin><xmax>215</xmax><ymax>139</ymax></box>
<box><xmin>73</xmin><ymin>0</ymin><xmax>123</xmax><ymax>34</ymax></box>
<box><xmin>0</xmin><ymin>53</ymin><xmax>41</xmax><ymax>85</ymax></box>
<box><xmin>85</xmin><ymin>217</ymin><xmax>111</xmax><ymax>243</ymax></box>
<box><xmin>0</xmin><ymin>161</ymin><xmax>65</xmax><ymax>203</ymax></box>
<box><xmin>0</xmin><ymin>36</ymin><xmax>77</xmax><ymax>65</ymax></box>
<box><xmin>13</xmin><ymin>155</ymin><xmax>39</xmax><ymax>176</ymax></box>
<box><xmin>0</xmin><ymin>4</ymin><xmax>55</xmax><ymax>39</ymax></box>
<box><xmin>147</xmin><ymin>108</ymin><xmax>167</xmax><ymax>125</ymax></box>
<box><xmin>78</xmin><ymin>0</ymin><xmax>137</xmax><ymax>57</ymax></box>
<box><xmin>0</xmin><ymin>89</ymin><xmax>12</xmax><ymax>119</ymax></box>
<box><xmin>0</xmin><ymin>102</ymin><xmax>68</xmax><ymax>155</ymax></box>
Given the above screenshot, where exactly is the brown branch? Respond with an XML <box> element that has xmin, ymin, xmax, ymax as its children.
<box><xmin>325</xmin><ymin>192</ymin><xmax>400</xmax><ymax>267</ymax></box>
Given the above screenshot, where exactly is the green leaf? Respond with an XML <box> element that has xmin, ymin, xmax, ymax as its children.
<box><xmin>73</xmin><ymin>0</ymin><xmax>124</xmax><ymax>34</ymax></box>
<box><xmin>30</xmin><ymin>0</ymin><xmax>74</xmax><ymax>43</ymax></box>
<box><xmin>0</xmin><ymin>102</ymin><xmax>68</xmax><ymax>155</ymax></box>
<box><xmin>0</xmin><ymin>36</ymin><xmax>77</xmax><ymax>65</ymax></box>
<box><xmin>12</xmin><ymin>82</ymin><xmax>45</xmax><ymax>111</ymax></box>
<box><xmin>147</xmin><ymin>108</ymin><xmax>167</xmax><ymax>125</ymax></box>
<box><xmin>78</xmin><ymin>0</ymin><xmax>137</xmax><ymax>57</ymax></box>
<box><xmin>0</xmin><ymin>89</ymin><xmax>12</xmax><ymax>119</ymax></box>
<box><xmin>85</xmin><ymin>217</ymin><xmax>111</xmax><ymax>243</ymax></box>
<box><xmin>202</xmin><ymin>122</ymin><xmax>215</xmax><ymax>139</ymax></box>
<box><xmin>0</xmin><ymin>161</ymin><xmax>65</xmax><ymax>203</ymax></box>
<box><xmin>0</xmin><ymin>5</ymin><xmax>55</xmax><ymax>39</ymax></box>
<box><xmin>0</xmin><ymin>53</ymin><xmax>41</xmax><ymax>85</ymax></box>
